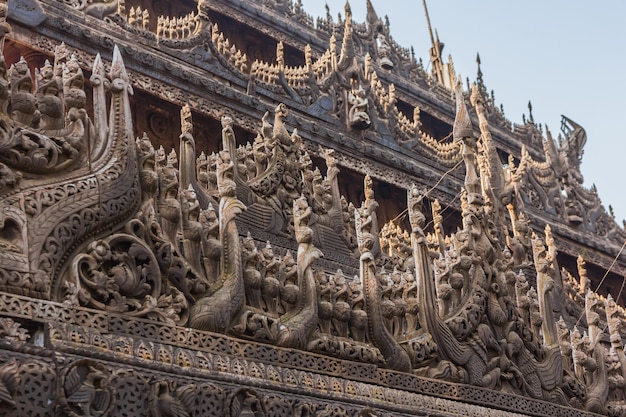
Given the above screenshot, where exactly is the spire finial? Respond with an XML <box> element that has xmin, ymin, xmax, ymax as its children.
<box><xmin>423</xmin><ymin>0</ymin><xmax>445</xmax><ymax>85</ymax></box>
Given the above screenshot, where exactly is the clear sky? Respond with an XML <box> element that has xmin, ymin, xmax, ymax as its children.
<box><xmin>302</xmin><ymin>0</ymin><xmax>626</xmax><ymax>225</ymax></box>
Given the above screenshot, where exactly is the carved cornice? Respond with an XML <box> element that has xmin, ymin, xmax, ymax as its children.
<box><xmin>0</xmin><ymin>290</ymin><xmax>600</xmax><ymax>417</ymax></box>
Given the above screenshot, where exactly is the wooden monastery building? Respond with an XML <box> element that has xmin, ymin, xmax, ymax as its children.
<box><xmin>1</xmin><ymin>0</ymin><xmax>626</xmax><ymax>416</ymax></box>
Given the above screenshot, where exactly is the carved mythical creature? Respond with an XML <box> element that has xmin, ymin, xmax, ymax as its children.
<box><xmin>150</xmin><ymin>380</ymin><xmax>193</xmax><ymax>417</ymax></box>
<box><xmin>189</xmin><ymin>149</ymin><xmax>246</xmax><ymax>332</ymax></box>
<box><xmin>276</xmin><ymin>195</ymin><xmax>322</xmax><ymax>348</ymax></box>
<box><xmin>356</xmin><ymin>181</ymin><xmax>411</xmax><ymax>372</ymax></box>
<box><xmin>61</xmin><ymin>361</ymin><xmax>114</xmax><ymax>417</ymax></box>
<box><xmin>179</xmin><ymin>104</ymin><xmax>215</xmax><ymax>209</ymax></box>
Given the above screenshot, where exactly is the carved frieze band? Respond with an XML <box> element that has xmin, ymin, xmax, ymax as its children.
<box><xmin>0</xmin><ymin>290</ymin><xmax>600</xmax><ymax>417</ymax></box>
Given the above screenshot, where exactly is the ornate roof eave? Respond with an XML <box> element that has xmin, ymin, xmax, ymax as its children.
<box><xmin>199</xmin><ymin>0</ymin><xmax>329</xmax><ymax>55</ymax></box>
<box><xmin>27</xmin><ymin>0</ymin><xmax>626</xmax><ymax>259</ymax></box>
<box><xmin>36</xmin><ymin>3</ymin><xmax>466</xmax><ymax>170</ymax></box>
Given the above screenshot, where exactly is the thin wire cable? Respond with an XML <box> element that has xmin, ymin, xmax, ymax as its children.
<box><xmin>610</xmin><ymin>240</ymin><xmax>626</xmax><ymax>302</ymax></box>
<box><xmin>575</xmin><ymin>237</ymin><xmax>626</xmax><ymax>326</ymax></box>
<box><xmin>594</xmin><ymin>238</ymin><xmax>626</xmax><ymax>295</ymax></box>
<box><xmin>387</xmin><ymin>158</ymin><xmax>464</xmax><ymax>226</ymax></box>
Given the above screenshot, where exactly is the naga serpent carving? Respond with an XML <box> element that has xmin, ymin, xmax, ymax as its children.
<box><xmin>0</xmin><ymin>45</ymin><xmax>140</xmax><ymax>299</ymax></box>
<box><xmin>275</xmin><ymin>195</ymin><xmax>322</xmax><ymax>348</ymax></box>
<box><xmin>189</xmin><ymin>149</ymin><xmax>246</xmax><ymax>332</ymax></box>
<box><xmin>356</xmin><ymin>193</ymin><xmax>411</xmax><ymax>372</ymax></box>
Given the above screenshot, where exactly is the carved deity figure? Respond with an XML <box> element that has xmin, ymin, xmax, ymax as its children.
<box><xmin>316</xmin><ymin>271</ymin><xmax>333</xmax><ymax>335</ymax></box>
<box><xmin>242</xmin><ymin>233</ymin><xmax>262</xmax><ymax>310</ymax></box>
<box><xmin>349</xmin><ymin>275</ymin><xmax>368</xmax><ymax>342</ymax></box>
<box><xmin>64</xmin><ymin>54</ymin><xmax>87</xmax><ymax>111</ymax></box>
<box><xmin>158</xmin><ymin>157</ymin><xmax>182</xmax><ymax>245</ymax></box>
<box><xmin>279</xmin><ymin>251</ymin><xmax>298</xmax><ymax>314</ymax></box>
<box><xmin>35</xmin><ymin>60</ymin><xmax>63</xmax><ymax>130</ymax></box>
<box><xmin>9</xmin><ymin>57</ymin><xmax>38</xmax><ymax>127</ymax></box>
<box><xmin>506</xmin><ymin>206</ymin><xmax>532</xmax><ymax>267</ymax></box>
<box><xmin>200</xmin><ymin>204</ymin><xmax>220</xmax><ymax>285</ymax></box>
<box><xmin>181</xmin><ymin>185</ymin><xmax>203</xmax><ymax>274</ymax></box>
<box><xmin>348</xmin><ymin>82</ymin><xmax>371</xmax><ymax>130</ymax></box>
<box><xmin>331</xmin><ymin>270</ymin><xmax>351</xmax><ymax>338</ymax></box>
<box><xmin>260</xmin><ymin>242</ymin><xmax>280</xmax><ymax>315</ymax></box>
<box><xmin>376</xmin><ymin>31</ymin><xmax>393</xmax><ymax>70</ymax></box>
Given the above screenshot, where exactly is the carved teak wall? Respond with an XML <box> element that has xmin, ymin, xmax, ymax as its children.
<box><xmin>1</xmin><ymin>0</ymin><xmax>626</xmax><ymax>416</ymax></box>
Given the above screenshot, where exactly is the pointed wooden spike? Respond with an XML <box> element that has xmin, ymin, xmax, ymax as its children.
<box><xmin>452</xmin><ymin>83</ymin><xmax>473</xmax><ymax>140</ymax></box>
<box><xmin>110</xmin><ymin>45</ymin><xmax>129</xmax><ymax>83</ymax></box>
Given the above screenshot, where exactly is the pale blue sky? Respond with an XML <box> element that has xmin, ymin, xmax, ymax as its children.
<box><xmin>302</xmin><ymin>0</ymin><xmax>626</xmax><ymax>224</ymax></box>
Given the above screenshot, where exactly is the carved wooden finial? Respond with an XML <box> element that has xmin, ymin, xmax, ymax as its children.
<box><xmin>577</xmin><ymin>255</ymin><xmax>588</xmax><ymax>294</ymax></box>
<box><xmin>110</xmin><ymin>45</ymin><xmax>130</xmax><ymax>89</ymax></box>
<box><xmin>181</xmin><ymin>104</ymin><xmax>193</xmax><ymax>135</ymax></box>
<box><xmin>408</xmin><ymin>185</ymin><xmax>425</xmax><ymax>231</ymax></box>
<box><xmin>452</xmin><ymin>82</ymin><xmax>472</xmax><ymax>141</ymax></box>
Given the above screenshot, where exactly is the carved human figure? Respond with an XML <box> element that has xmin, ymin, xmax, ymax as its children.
<box><xmin>571</xmin><ymin>328</ymin><xmax>595</xmax><ymax>384</ymax></box>
<box><xmin>515</xmin><ymin>272</ymin><xmax>531</xmax><ymax>326</ymax></box>
<box><xmin>316</xmin><ymin>271</ymin><xmax>334</xmax><ymax>334</ymax></box>
<box><xmin>502</xmin><ymin>329</ymin><xmax>543</xmax><ymax>399</ymax></box>
<box><xmin>181</xmin><ymin>185</ymin><xmax>203</xmax><ymax>274</ymax></box>
<box><xmin>331</xmin><ymin>270</ymin><xmax>351</xmax><ymax>338</ymax></box>
<box><xmin>158</xmin><ymin>158</ymin><xmax>182</xmax><ymax>245</ymax></box>
<box><xmin>63</xmin><ymin>54</ymin><xmax>87</xmax><ymax>111</ymax></box>
<box><xmin>348</xmin><ymin>275</ymin><xmax>368</xmax><ymax>342</ymax></box>
<box><xmin>243</xmin><ymin>143</ymin><xmax>255</xmax><ymax>181</ymax></box>
<box><xmin>436</xmin><ymin>266</ymin><xmax>453</xmax><ymax>318</ymax></box>
<box><xmin>376</xmin><ymin>31</ymin><xmax>393</xmax><ymax>70</ymax></box>
<box><xmin>252</xmin><ymin>133</ymin><xmax>268</xmax><ymax>178</ymax></box>
<box><xmin>36</xmin><ymin>60</ymin><xmax>63</xmax><ymax>130</ymax></box>
<box><xmin>236</xmin><ymin>145</ymin><xmax>248</xmax><ymax>181</ymax></box>
<box><xmin>348</xmin><ymin>82</ymin><xmax>371</xmax><ymax>130</ymax></box>
<box><xmin>242</xmin><ymin>234</ymin><xmax>262</xmax><ymax>310</ymax></box>
<box><xmin>533</xmin><ymin>234</ymin><xmax>560</xmax><ymax>348</ymax></box>
<box><xmin>506</xmin><ymin>207</ymin><xmax>532</xmax><ymax>267</ymax></box>
<box><xmin>391</xmin><ymin>268</ymin><xmax>408</xmax><ymax>337</ymax></box>
<box><xmin>279</xmin><ymin>251</ymin><xmax>298</xmax><ymax>314</ymax></box>
<box><xmin>379</xmin><ymin>273</ymin><xmax>395</xmax><ymax>333</ymax></box>
<box><xmin>607</xmin><ymin>347</ymin><xmax>626</xmax><ymax>402</ymax></box>
<box><xmin>527</xmin><ymin>287</ymin><xmax>543</xmax><ymax>344</ymax></box>
<box><xmin>312</xmin><ymin>168</ymin><xmax>331</xmax><ymax>214</ymax></box>
<box><xmin>577</xmin><ymin>255</ymin><xmax>588</xmax><ymax>294</ymax></box>
<box><xmin>557</xmin><ymin>317</ymin><xmax>573</xmax><ymax>371</ymax></box>
<box><xmin>199</xmin><ymin>204</ymin><xmax>221</xmax><ymax>285</ymax></box>
<box><xmin>9</xmin><ymin>57</ymin><xmax>38</xmax><ymax>126</ymax></box>
<box><xmin>260</xmin><ymin>241</ymin><xmax>280</xmax><ymax>315</ymax></box>
<box><xmin>403</xmin><ymin>270</ymin><xmax>419</xmax><ymax>333</ymax></box>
